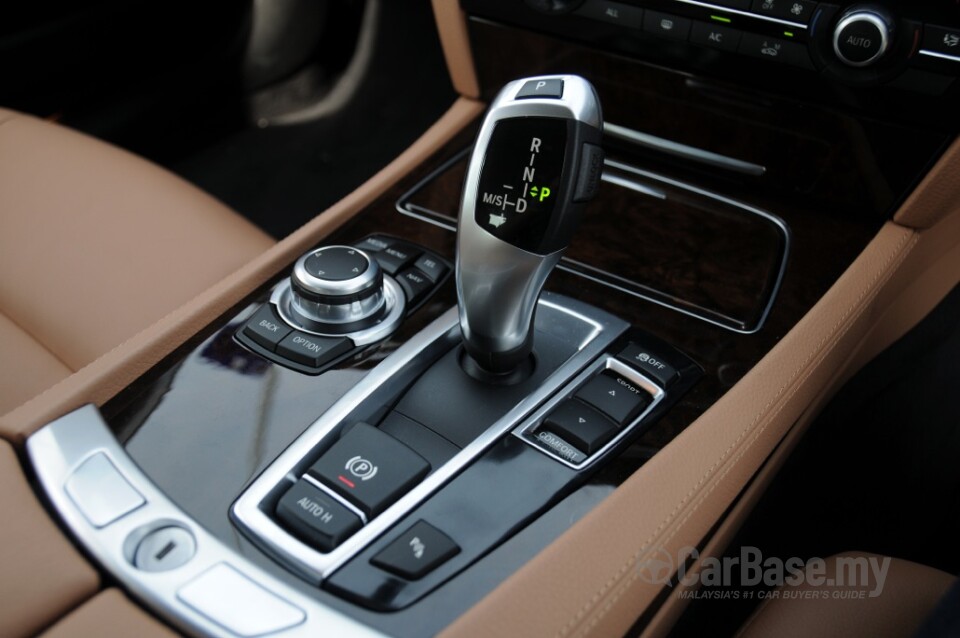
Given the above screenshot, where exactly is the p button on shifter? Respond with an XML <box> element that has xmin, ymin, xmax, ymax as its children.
<box><xmin>309</xmin><ymin>423</ymin><xmax>430</xmax><ymax>518</ymax></box>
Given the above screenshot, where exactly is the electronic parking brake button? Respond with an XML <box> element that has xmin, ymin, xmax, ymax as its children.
<box><xmin>371</xmin><ymin>520</ymin><xmax>460</xmax><ymax>580</ymax></box>
<box><xmin>309</xmin><ymin>423</ymin><xmax>430</xmax><ymax>518</ymax></box>
<box><xmin>275</xmin><ymin>479</ymin><xmax>362</xmax><ymax>552</ymax></box>
<box><xmin>617</xmin><ymin>343</ymin><xmax>679</xmax><ymax>388</ymax></box>
<box><xmin>242</xmin><ymin>305</ymin><xmax>292</xmax><ymax>351</ymax></box>
<box><xmin>541</xmin><ymin>400</ymin><xmax>618</xmax><ymax>455</ymax></box>
<box><xmin>276</xmin><ymin>332</ymin><xmax>351</xmax><ymax>368</ymax></box>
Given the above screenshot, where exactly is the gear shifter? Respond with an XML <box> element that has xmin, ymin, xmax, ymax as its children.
<box><xmin>457</xmin><ymin>75</ymin><xmax>604</xmax><ymax>375</ymax></box>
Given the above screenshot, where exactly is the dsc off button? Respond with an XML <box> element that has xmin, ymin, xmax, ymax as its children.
<box><xmin>617</xmin><ymin>343</ymin><xmax>679</xmax><ymax>388</ymax></box>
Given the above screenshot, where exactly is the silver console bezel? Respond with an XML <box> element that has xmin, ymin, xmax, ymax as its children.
<box><xmin>27</xmin><ymin>405</ymin><xmax>386</xmax><ymax>638</ymax></box>
<box><xmin>514</xmin><ymin>357</ymin><xmax>666</xmax><ymax>470</ymax></box>
<box><xmin>232</xmin><ymin>293</ymin><xmax>627</xmax><ymax>584</ymax></box>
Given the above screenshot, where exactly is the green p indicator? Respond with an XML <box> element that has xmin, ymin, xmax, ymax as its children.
<box><xmin>537</xmin><ymin>186</ymin><xmax>551</xmax><ymax>202</ymax></box>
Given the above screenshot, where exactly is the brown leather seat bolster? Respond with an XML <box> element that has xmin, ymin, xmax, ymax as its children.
<box><xmin>39</xmin><ymin>589</ymin><xmax>180</xmax><ymax>638</ymax></box>
<box><xmin>736</xmin><ymin>552</ymin><xmax>956</xmax><ymax>638</ymax></box>
<box><xmin>0</xmin><ymin>108</ymin><xmax>274</xmax><ymax>416</ymax></box>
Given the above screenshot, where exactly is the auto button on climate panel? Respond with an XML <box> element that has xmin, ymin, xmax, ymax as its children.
<box><xmin>309</xmin><ymin>423</ymin><xmax>430</xmax><ymax>518</ymax></box>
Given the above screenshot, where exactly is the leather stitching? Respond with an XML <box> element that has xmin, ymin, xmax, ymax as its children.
<box><xmin>556</xmin><ymin>228</ymin><xmax>917</xmax><ymax>638</ymax></box>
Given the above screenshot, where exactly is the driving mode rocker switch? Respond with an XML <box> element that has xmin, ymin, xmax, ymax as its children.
<box><xmin>370</xmin><ymin>520</ymin><xmax>460</xmax><ymax>580</ymax></box>
<box><xmin>275</xmin><ymin>479</ymin><xmax>362</xmax><ymax>552</ymax></box>
<box><xmin>309</xmin><ymin>423</ymin><xmax>430</xmax><ymax>518</ymax></box>
<box><xmin>575</xmin><ymin>372</ymin><xmax>651</xmax><ymax>425</ymax></box>
<box><xmin>541</xmin><ymin>400</ymin><xmax>618</xmax><ymax>455</ymax></box>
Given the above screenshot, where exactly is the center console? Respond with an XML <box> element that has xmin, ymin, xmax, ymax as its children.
<box><xmin>23</xmin><ymin>2</ymin><xmax>959</xmax><ymax>637</ymax></box>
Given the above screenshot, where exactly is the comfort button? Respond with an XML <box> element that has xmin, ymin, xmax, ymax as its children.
<box><xmin>276</xmin><ymin>332</ymin><xmax>351</xmax><ymax>367</ymax></box>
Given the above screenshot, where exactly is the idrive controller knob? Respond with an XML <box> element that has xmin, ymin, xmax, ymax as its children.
<box><xmin>456</xmin><ymin>75</ymin><xmax>604</xmax><ymax>374</ymax></box>
<box><xmin>289</xmin><ymin>246</ymin><xmax>387</xmax><ymax>332</ymax></box>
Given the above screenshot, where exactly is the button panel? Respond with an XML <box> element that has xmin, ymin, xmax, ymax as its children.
<box><xmin>235</xmin><ymin>235</ymin><xmax>450</xmax><ymax>374</ymax></box>
<box><xmin>516</xmin><ymin>339</ymin><xmax>688</xmax><ymax>469</ymax></box>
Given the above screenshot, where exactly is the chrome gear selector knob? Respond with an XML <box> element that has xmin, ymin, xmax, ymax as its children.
<box><xmin>457</xmin><ymin>75</ymin><xmax>604</xmax><ymax>374</ymax></box>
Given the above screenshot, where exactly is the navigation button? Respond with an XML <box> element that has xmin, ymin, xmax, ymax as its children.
<box><xmin>309</xmin><ymin>423</ymin><xmax>430</xmax><ymax>518</ymax></box>
<box><xmin>643</xmin><ymin>11</ymin><xmax>692</xmax><ymax>41</ymax></box>
<box><xmin>371</xmin><ymin>520</ymin><xmax>460</xmax><ymax>580</ymax></box>
<box><xmin>397</xmin><ymin>268</ymin><xmax>433</xmax><ymax>305</ymax></box>
<box><xmin>690</xmin><ymin>22</ymin><xmax>742</xmax><ymax>52</ymax></box>
<box><xmin>275</xmin><ymin>479</ymin><xmax>362</xmax><ymax>552</ymax></box>
<box><xmin>242</xmin><ymin>305</ymin><xmax>292</xmax><ymax>352</ymax></box>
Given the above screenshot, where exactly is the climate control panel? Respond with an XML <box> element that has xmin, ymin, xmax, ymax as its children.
<box><xmin>464</xmin><ymin>0</ymin><xmax>960</xmax><ymax>98</ymax></box>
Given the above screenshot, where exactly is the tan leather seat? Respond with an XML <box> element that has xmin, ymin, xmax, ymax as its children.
<box><xmin>736</xmin><ymin>552</ymin><xmax>957</xmax><ymax>638</ymax></box>
<box><xmin>0</xmin><ymin>108</ymin><xmax>273</xmax><ymax>417</ymax></box>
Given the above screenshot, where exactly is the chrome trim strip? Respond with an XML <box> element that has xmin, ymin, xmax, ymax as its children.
<box><xmin>27</xmin><ymin>405</ymin><xmax>385</xmax><ymax>638</ymax></box>
<box><xmin>604</xmin><ymin>122</ymin><xmax>767</xmax><ymax>176</ymax></box>
<box><xmin>232</xmin><ymin>293</ymin><xmax>626</xmax><ymax>583</ymax></box>
<box><xmin>918</xmin><ymin>49</ymin><xmax>960</xmax><ymax>63</ymax></box>
<box><xmin>302</xmin><ymin>474</ymin><xmax>369</xmax><ymax>525</ymax></box>
<box><xmin>397</xmin><ymin>157</ymin><xmax>789</xmax><ymax>334</ymax></box>
<box><xmin>672</xmin><ymin>0</ymin><xmax>808</xmax><ymax>29</ymax></box>
<box><xmin>604</xmin><ymin>159</ymin><xmax>791</xmax><ymax>335</ymax></box>
<box><xmin>601</xmin><ymin>173</ymin><xmax>668</xmax><ymax>199</ymax></box>
<box><xmin>514</xmin><ymin>357</ymin><xmax>666</xmax><ymax>470</ymax></box>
